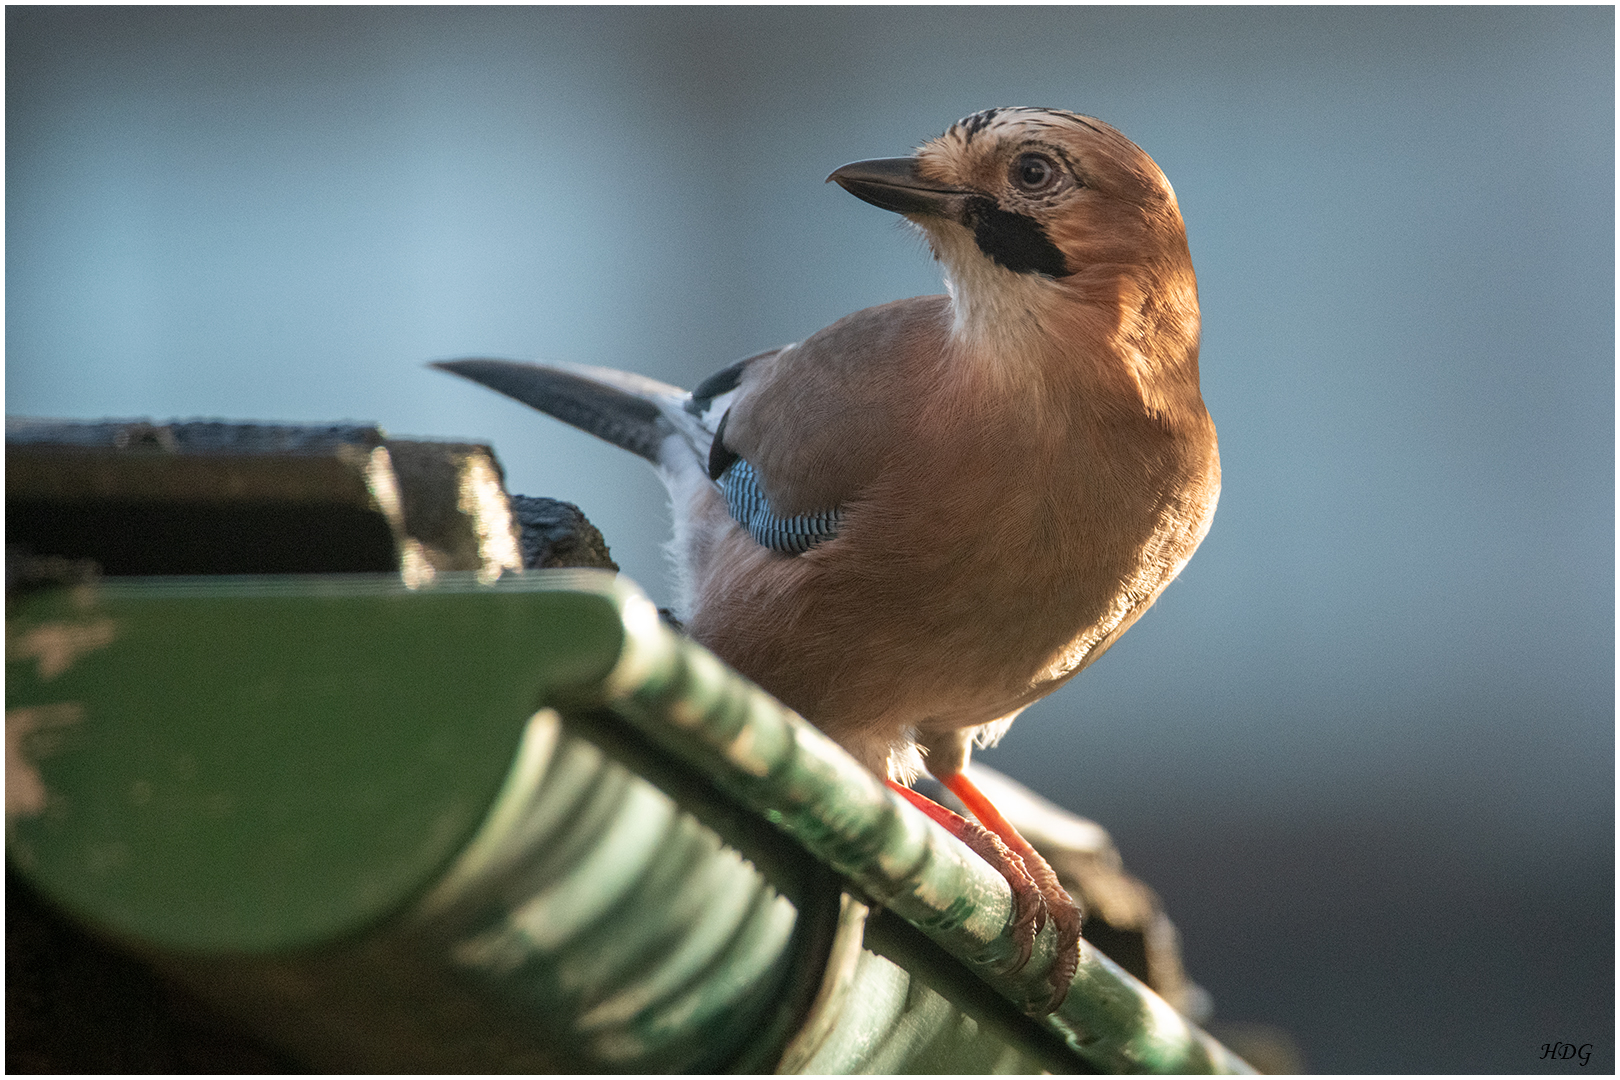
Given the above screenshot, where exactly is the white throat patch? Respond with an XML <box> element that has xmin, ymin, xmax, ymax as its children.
<box><xmin>924</xmin><ymin>222</ymin><xmax>1067</xmax><ymax>359</ymax></box>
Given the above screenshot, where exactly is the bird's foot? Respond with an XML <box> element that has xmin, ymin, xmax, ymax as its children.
<box><xmin>1019</xmin><ymin>847</ymin><xmax>1081</xmax><ymax>1013</ymax></box>
<box><xmin>884</xmin><ymin>779</ymin><xmax>1049</xmax><ymax>977</ymax></box>
<box><xmin>950</xmin><ymin>813</ymin><xmax>1052</xmax><ymax>974</ymax></box>
<box><xmin>940</xmin><ymin>771</ymin><xmax>1082</xmax><ymax>1014</ymax></box>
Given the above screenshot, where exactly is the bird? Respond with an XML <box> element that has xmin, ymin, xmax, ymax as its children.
<box><xmin>434</xmin><ymin>107</ymin><xmax>1219</xmax><ymax>1012</ymax></box>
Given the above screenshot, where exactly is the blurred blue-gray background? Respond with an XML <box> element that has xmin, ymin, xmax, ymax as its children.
<box><xmin>8</xmin><ymin>7</ymin><xmax>1612</xmax><ymax>1072</ymax></box>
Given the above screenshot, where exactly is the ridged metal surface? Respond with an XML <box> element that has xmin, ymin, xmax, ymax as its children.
<box><xmin>406</xmin><ymin>708</ymin><xmax>813</xmax><ymax>1071</ymax></box>
<box><xmin>5</xmin><ymin>571</ymin><xmax>1249</xmax><ymax>1072</ymax></box>
<box><xmin>581</xmin><ymin>573</ymin><xmax>1253</xmax><ymax>1073</ymax></box>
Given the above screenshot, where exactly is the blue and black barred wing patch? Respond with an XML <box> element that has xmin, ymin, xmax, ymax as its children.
<box><xmin>720</xmin><ymin>459</ymin><xmax>843</xmax><ymax>554</ymax></box>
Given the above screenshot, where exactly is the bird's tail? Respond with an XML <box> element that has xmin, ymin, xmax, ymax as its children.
<box><xmin>432</xmin><ymin>357</ymin><xmax>711</xmax><ymax>466</ymax></box>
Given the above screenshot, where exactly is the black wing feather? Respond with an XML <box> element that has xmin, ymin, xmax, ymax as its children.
<box><xmin>686</xmin><ymin>347</ymin><xmax>783</xmax><ymax>417</ymax></box>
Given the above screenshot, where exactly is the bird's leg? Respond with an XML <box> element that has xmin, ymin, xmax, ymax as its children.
<box><xmin>939</xmin><ymin>771</ymin><xmax>1082</xmax><ymax>1011</ymax></box>
<box><xmin>883</xmin><ymin>777</ymin><xmax>1047</xmax><ymax>975</ymax></box>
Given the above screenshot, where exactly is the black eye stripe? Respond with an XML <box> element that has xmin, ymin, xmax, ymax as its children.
<box><xmin>962</xmin><ymin>196</ymin><xmax>1069</xmax><ymax>278</ymax></box>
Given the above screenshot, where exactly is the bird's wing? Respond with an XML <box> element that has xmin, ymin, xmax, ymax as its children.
<box><xmin>717</xmin><ymin>458</ymin><xmax>846</xmax><ymax>554</ymax></box>
<box><xmin>714</xmin><ymin>295</ymin><xmax>952</xmax><ymax>518</ymax></box>
<box><xmin>435</xmin><ymin>352</ymin><xmax>848</xmax><ymax>557</ymax></box>
<box><xmin>686</xmin><ymin>347</ymin><xmax>783</xmax><ymax>427</ymax></box>
<box><xmin>435</xmin><ymin>294</ymin><xmax>949</xmax><ymax>556</ymax></box>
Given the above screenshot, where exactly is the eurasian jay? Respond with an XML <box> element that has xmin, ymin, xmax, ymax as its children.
<box><xmin>436</xmin><ymin>107</ymin><xmax>1219</xmax><ymax>1011</ymax></box>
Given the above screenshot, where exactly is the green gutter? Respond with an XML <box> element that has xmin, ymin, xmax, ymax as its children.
<box><xmin>7</xmin><ymin>570</ymin><xmax>1251</xmax><ymax>1073</ymax></box>
<box><xmin>555</xmin><ymin>571</ymin><xmax>1250</xmax><ymax>1073</ymax></box>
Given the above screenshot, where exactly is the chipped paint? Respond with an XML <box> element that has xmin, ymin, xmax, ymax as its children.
<box><xmin>398</xmin><ymin>538</ymin><xmax>437</xmax><ymax>589</ymax></box>
<box><xmin>9</xmin><ymin>618</ymin><xmax>117</xmax><ymax>680</ymax></box>
<box><xmin>723</xmin><ymin>720</ymin><xmax>772</xmax><ymax>778</ymax></box>
<box><xmin>6</xmin><ymin>702</ymin><xmax>84</xmax><ymax>817</ymax></box>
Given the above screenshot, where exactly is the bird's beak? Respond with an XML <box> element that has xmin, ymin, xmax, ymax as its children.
<box><xmin>827</xmin><ymin>157</ymin><xmax>970</xmax><ymax>219</ymax></box>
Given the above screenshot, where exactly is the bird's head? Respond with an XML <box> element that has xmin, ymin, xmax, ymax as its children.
<box><xmin>830</xmin><ymin>108</ymin><xmax>1197</xmax><ymax>368</ymax></box>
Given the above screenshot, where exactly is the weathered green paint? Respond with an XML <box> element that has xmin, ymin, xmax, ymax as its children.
<box><xmin>571</xmin><ymin>573</ymin><xmax>1253</xmax><ymax>1073</ymax></box>
<box><xmin>6</xmin><ymin>574</ymin><xmax>618</xmax><ymax>952</ymax></box>
<box><xmin>6</xmin><ymin>570</ymin><xmax>1251</xmax><ymax>1073</ymax></box>
<box><xmin>393</xmin><ymin>708</ymin><xmax>818</xmax><ymax>1072</ymax></box>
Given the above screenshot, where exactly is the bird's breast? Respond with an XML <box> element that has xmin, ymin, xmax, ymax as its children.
<box><xmin>688</xmin><ymin>327</ymin><xmax>1217</xmax><ymax>746</ymax></box>
<box><xmin>835</xmin><ymin>378</ymin><xmax>1217</xmax><ymax>705</ymax></box>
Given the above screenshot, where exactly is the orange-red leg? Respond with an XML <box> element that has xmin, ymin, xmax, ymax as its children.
<box><xmin>884</xmin><ymin>777</ymin><xmax>1048</xmax><ymax>981</ymax></box>
<box><xmin>940</xmin><ymin>771</ymin><xmax>1082</xmax><ymax>1011</ymax></box>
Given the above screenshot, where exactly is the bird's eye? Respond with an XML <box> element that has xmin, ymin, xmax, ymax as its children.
<box><xmin>1012</xmin><ymin>152</ymin><xmax>1059</xmax><ymax>192</ymax></box>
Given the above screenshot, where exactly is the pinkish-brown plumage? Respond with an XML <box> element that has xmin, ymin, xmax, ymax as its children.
<box><xmin>685</xmin><ymin>110</ymin><xmax>1217</xmax><ymax>782</ymax></box>
<box><xmin>436</xmin><ymin>108</ymin><xmax>1217</xmax><ymax>1011</ymax></box>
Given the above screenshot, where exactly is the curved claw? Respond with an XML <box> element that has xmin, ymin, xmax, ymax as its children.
<box><xmin>882</xmin><ymin>776</ymin><xmax>1077</xmax><ymax>1002</ymax></box>
<box><xmin>1029</xmin><ymin>860</ymin><xmax>1082</xmax><ymax>1013</ymax></box>
<box><xmin>935</xmin><ymin>770</ymin><xmax>1084</xmax><ymax>1014</ymax></box>
<box><xmin>953</xmin><ymin>818</ymin><xmax>1049</xmax><ymax>973</ymax></box>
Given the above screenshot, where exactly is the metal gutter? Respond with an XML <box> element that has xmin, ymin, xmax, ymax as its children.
<box><xmin>7</xmin><ymin>570</ymin><xmax>1251</xmax><ymax>1072</ymax></box>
